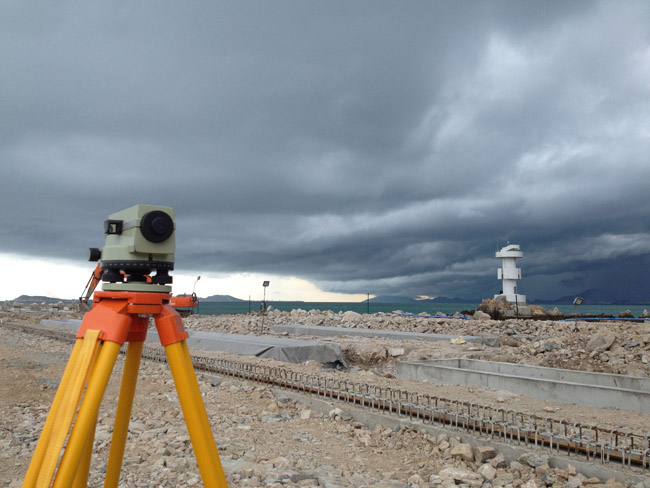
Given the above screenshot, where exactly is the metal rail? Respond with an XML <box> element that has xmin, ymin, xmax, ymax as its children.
<box><xmin>4</xmin><ymin>321</ymin><xmax>649</xmax><ymax>470</ymax></box>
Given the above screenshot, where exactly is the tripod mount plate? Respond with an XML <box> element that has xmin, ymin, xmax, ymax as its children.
<box><xmin>102</xmin><ymin>282</ymin><xmax>172</xmax><ymax>293</ymax></box>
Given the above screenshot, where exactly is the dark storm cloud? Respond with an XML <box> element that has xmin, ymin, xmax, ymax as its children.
<box><xmin>1</xmin><ymin>1</ymin><xmax>649</xmax><ymax>302</ymax></box>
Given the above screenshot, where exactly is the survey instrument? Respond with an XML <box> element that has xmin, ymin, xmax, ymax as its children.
<box><xmin>23</xmin><ymin>205</ymin><xmax>228</xmax><ymax>487</ymax></box>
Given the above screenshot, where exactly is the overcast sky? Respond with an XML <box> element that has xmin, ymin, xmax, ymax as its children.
<box><xmin>1</xmin><ymin>1</ymin><xmax>649</xmax><ymax>303</ymax></box>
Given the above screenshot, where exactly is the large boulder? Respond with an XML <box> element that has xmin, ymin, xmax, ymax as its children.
<box><xmin>478</xmin><ymin>464</ymin><xmax>497</xmax><ymax>481</ymax></box>
<box><xmin>586</xmin><ymin>333</ymin><xmax>616</xmax><ymax>354</ymax></box>
<box><xmin>439</xmin><ymin>468</ymin><xmax>483</xmax><ymax>488</ymax></box>
<box><xmin>474</xmin><ymin>445</ymin><xmax>497</xmax><ymax>463</ymax></box>
<box><xmin>477</xmin><ymin>299</ymin><xmax>534</xmax><ymax>319</ymax></box>
<box><xmin>345</xmin><ymin>343</ymin><xmax>387</xmax><ymax>365</ymax></box>
<box><xmin>449</xmin><ymin>443</ymin><xmax>474</xmax><ymax>462</ymax></box>
<box><xmin>473</xmin><ymin>310</ymin><xmax>491</xmax><ymax>320</ymax></box>
<box><xmin>340</xmin><ymin>311</ymin><xmax>362</xmax><ymax>326</ymax></box>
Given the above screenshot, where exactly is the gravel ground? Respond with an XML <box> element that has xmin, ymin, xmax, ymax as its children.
<box><xmin>1</xmin><ymin>310</ymin><xmax>650</xmax><ymax>488</ymax></box>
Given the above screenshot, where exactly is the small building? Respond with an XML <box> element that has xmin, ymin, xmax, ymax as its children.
<box><xmin>494</xmin><ymin>244</ymin><xmax>526</xmax><ymax>304</ymax></box>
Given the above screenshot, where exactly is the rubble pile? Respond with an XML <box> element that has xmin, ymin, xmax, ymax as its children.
<box><xmin>183</xmin><ymin>309</ymin><xmax>650</xmax><ymax>377</ymax></box>
<box><xmin>476</xmin><ymin>299</ymin><xmax>562</xmax><ymax>319</ymax></box>
<box><xmin>1</xmin><ymin>326</ymin><xmax>648</xmax><ymax>488</ymax></box>
<box><xmin>0</xmin><ymin>300</ymin><xmax>76</xmax><ymax>315</ymax></box>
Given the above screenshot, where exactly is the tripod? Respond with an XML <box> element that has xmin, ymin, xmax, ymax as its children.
<box><xmin>22</xmin><ymin>290</ymin><xmax>228</xmax><ymax>488</ymax></box>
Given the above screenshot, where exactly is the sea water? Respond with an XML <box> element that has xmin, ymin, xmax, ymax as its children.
<box><xmin>194</xmin><ymin>301</ymin><xmax>650</xmax><ymax>317</ymax></box>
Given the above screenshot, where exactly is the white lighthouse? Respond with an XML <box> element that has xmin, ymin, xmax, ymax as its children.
<box><xmin>494</xmin><ymin>244</ymin><xmax>526</xmax><ymax>304</ymax></box>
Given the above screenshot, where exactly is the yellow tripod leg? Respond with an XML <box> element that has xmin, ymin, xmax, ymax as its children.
<box><xmin>165</xmin><ymin>341</ymin><xmax>228</xmax><ymax>488</ymax></box>
<box><xmin>104</xmin><ymin>341</ymin><xmax>144</xmax><ymax>488</ymax></box>
<box><xmin>52</xmin><ymin>341</ymin><xmax>121</xmax><ymax>488</ymax></box>
<box><xmin>181</xmin><ymin>340</ymin><xmax>221</xmax><ymax>465</ymax></box>
<box><xmin>26</xmin><ymin>330</ymin><xmax>102</xmax><ymax>488</ymax></box>
<box><xmin>71</xmin><ymin>338</ymin><xmax>106</xmax><ymax>488</ymax></box>
<box><xmin>22</xmin><ymin>338</ymin><xmax>84</xmax><ymax>488</ymax></box>
<box><xmin>71</xmin><ymin>413</ymin><xmax>97</xmax><ymax>488</ymax></box>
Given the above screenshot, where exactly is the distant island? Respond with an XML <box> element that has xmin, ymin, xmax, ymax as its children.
<box><xmin>8</xmin><ymin>295</ymin><xmax>75</xmax><ymax>304</ymax></box>
<box><xmin>530</xmin><ymin>288</ymin><xmax>648</xmax><ymax>306</ymax></box>
<box><xmin>200</xmin><ymin>294</ymin><xmax>244</xmax><ymax>302</ymax></box>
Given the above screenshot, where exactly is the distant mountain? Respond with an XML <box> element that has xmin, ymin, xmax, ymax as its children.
<box><xmin>532</xmin><ymin>288</ymin><xmax>648</xmax><ymax>305</ymax></box>
<box><xmin>201</xmin><ymin>294</ymin><xmax>244</xmax><ymax>302</ymax></box>
<box><xmin>10</xmin><ymin>295</ymin><xmax>74</xmax><ymax>304</ymax></box>
<box><xmin>363</xmin><ymin>295</ymin><xmax>416</xmax><ymax>303</ymax></box>
<box><xmin>426</xmin><ymin>296</ymin><xmax>480</xmax><ymax>304</ymax></box>
<box><xmin>364</xmin><ymin>295</ymin><xmax>479</xmax><ymax>304</ymax></box>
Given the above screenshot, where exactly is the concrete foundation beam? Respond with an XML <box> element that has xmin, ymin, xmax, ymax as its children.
<box><xmin>396</xmin><ymin>358</ymin><xmax>650</xmax><ymax>413</ymax></box>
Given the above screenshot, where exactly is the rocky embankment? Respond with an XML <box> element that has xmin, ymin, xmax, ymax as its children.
<box><xmin>183</xmin><ymin>308</ymin><xmax>650</xmax><ymax>377</ymax></box>
<box><xmin>475</xmin><ymin>299</ymin><xmax>650</xmax><ymax>321</ymax></box>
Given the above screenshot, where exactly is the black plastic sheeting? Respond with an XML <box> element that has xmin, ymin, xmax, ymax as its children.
<box><xmin>39</xmin><ymin>319</ymin><xmax>344</xmax><ymax>366</ymax></box>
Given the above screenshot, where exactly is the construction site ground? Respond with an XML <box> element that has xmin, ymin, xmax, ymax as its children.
<box><xmin>1</xmin><ymin>309</ymin><xmax>650</xmax><ymax>488</ymax></box>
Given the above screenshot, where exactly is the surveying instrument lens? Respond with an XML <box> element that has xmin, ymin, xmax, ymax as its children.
<box><xmin>141</xmin><ymin>210</ymin><xmax>174</xmax><ymax>243</ymax></box>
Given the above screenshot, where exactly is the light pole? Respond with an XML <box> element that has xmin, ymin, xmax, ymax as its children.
<box><xmin>573</xmin><ymin>296</ymin><xmax>583</xmax><ymax>317</ymax></box>
<box><xmin>260</xmin><ymin>281</ymin><xmax>270</xmax><ymax>334</ymax></box>
<box><xmin>262</xmin><ymin>281</ymin><xmax>270</xmax><ymax>313</ymax></box>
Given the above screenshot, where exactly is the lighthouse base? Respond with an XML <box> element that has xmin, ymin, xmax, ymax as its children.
<box><xmin>494</xmin><ymin>293</ymin><xmax>526</xmax><ymax>305</ymax></box>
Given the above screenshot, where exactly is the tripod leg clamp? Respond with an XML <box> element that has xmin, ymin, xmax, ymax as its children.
<box><xmin>154</xmin><ymin>304</ymin><xmax>189</xmax><ymax>346</ymax></box>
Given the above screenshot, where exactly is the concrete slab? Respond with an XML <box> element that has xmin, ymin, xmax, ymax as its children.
<box><xmin>271</xmin><ymin>324</ymin><xmax>500</xmax><ymax>347</ymax></box>
<box><xmin>40</xmin><ymin>319</ymin><xmax>83</xmax><ymax>331</ymax></box>
<box><xmin>396</xmin><ymin>358</ymin><xmax>650</xmax><ymax>413</ymax></box>
<box><xmin>39</xmin><ymin>319</ymin><xmax>343</xmax><ymax>366</ymax></box>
